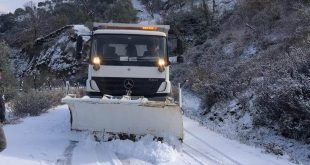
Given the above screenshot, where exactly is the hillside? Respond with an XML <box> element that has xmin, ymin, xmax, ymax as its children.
<box><xmin>165</xmin><ymin>0</ymin><xmax>310</xmax><ymax>164</ymax></box>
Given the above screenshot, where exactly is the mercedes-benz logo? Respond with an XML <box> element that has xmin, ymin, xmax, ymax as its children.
<box><xmin>124</xmin><ymin>79</ymin><xmax>134</xmax><ymax>89</ymax></box>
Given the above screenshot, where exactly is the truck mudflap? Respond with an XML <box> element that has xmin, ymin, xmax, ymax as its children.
<box><xmin>62</xmin><ymin>95</ymin><xmax>183</xmax><ymax>141</ymax></box>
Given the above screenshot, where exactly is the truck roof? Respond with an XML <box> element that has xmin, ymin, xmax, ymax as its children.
<box><xmin>93</xmin><ymin>23</ymin><xmax>170</xmax><ymax>36</ymax></box>
<box><xmin>93</xmin><ymin>29</ymin><xmax>166</xmax><ymax>37</ymax></box>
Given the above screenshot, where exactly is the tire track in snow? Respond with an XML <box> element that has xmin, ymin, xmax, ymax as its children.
<box><xmin>184</xmin><ymin>129</ymin><xmax>243</xmax><ymax>165</ymax></box>
<box><xmin>56</xmin><ymin>140</ymin><xmax>79</xmax><ymax>165</ymax></box>
<box><xmin>183</xmin><ymin>144</ymin><xmax>224</xmax><ymax>165</ymax></box>
<box><xmin>183</xmin><ymin>150</ymin><xmax>205</xmax><ymax>165</ymax></box>
<box><xmin>183</xmin><ymin>143</ymin><xmax>224</xmax><ymax>165</ymax></box>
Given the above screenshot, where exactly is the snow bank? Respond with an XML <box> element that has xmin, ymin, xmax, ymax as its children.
<box><xmin>0</xmin><ymin>105</ymin><xmax>70</xmax><ymax>165</ymax></box>
<box><xmin>182</xmin><ymin>89</ymin><xmax>309</xmax><ymax>164</ymax></box>
<box><xmin>102</xmin><ymin>135</ymin><xmax>179</xmax><ymax>164</ymax></box>
<box><xmin>71</xmin><ymin>134</ymin><xmax>180</xmax><ymax>165</ymax></box>
<box><xmin>182</xmin><ymin>90</ymin><xmax>203</xmax><ymax>117</ymax></box>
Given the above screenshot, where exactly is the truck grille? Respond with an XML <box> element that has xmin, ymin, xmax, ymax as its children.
<box><xmin>92</xmin><ymin>77</ymin><xmax>166</xmax><ymax>97</ymax></box>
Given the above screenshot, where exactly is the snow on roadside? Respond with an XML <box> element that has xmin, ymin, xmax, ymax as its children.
<box><xmin>181</xmin><ymin>90</ymin><xmax>309</xmax><ymax>164</ymax></box>
<box><xmin>181</xmin><ymin>117</ymin><xmax>296</xmax><ymax>165</ymax></box>
<box><xmin>182</xmin><ymin>90</ymin><xmax>203</xmax><ymax>117</ymax></box>
<box><xmin>0</xmin><ymin>105</ymin><xmax>70</xmax><ymax>165</ymax></box>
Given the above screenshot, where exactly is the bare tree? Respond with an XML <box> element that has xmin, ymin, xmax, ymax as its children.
<box><xmin>24</xmin><ymin>1</ymin><xmax>40</xmax><ymax>40</ymax></box>
<box><xmin>201</xmin><ymin>0</ymin><xmax>211</xmax><ymax>26</ymax></box>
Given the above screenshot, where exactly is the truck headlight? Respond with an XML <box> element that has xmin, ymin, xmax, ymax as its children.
<box><xmin>93</xmin><ymin>56</ymin><xmax>101</xmax><ymax>71</ymax></box>
<box><xmin>158</xmin><ymin>58</ymin><xmax>165</xmax><ymax>72</ymax></box>
<box><xmin>158</xmin><ymin>58</ymin><xmax>165</xmax><ymax>66</ymax></box>
<box><xmin>93</xmin><ymin>56</ymin><xmax>101</xmax><ymax>65</ymax></box>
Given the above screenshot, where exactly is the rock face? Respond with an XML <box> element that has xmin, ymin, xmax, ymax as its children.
<box><xmin>10</xmin><ymin>25</ymin><xmax>90</xmax><ymax>87</ymax></box>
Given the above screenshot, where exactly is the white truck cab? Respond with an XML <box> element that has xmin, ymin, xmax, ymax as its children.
<box><xmin>78</xmin><ymin>23</ymin><xmax>176</xmax><ymax>98</ymax></box>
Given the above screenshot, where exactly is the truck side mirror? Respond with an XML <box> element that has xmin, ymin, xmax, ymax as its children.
<box><xmin>76</xmin><ymin>36</ymin><xmax>83</xmax><ymax>59</ymax></box>
<box><xmin>176</xmin><ymin>38</ymin><xmax>184</xmax><ymax>55</ymax></box>
<box><xmin>167</xmin><ymin>36</ymin><xmax>185</xmax><ymax>64</ymax></box>
<box><xmin>177</xmin><ymin>55</ymin><xmax>184</xmax><ymax>63</ymax></box>
<box><xmin>176</xmin><ymin>38</ymin><xmax>184</xmax><ymax>63</ymax></box>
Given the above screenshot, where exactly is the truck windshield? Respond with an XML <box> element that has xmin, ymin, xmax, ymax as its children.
<box><xmin>92</xmin><ymin>34</ymin><xmax>167</xmax><ymax>66</ymax></box>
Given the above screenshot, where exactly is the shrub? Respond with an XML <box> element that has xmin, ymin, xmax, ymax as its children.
<box><xmin>11</xmin><ymin>87</ymin><xmax>85</xmax><ymax>117</ymax></box>
<box><xmin>164</xmin><ymin>5</ymin><xmax>214</xmax><ymax>46</ymax></box>
<box><xmin>3</xmin><ymin>86</ymin><xmax>17</xmax><ymax>102</ymax></box>
<box><xmin>254</xmin><ymin>80</ymin><xmax>310</xmax><ymax>142</ymax></box>
<box><xmin>11</xmin><ymin>90</ymin><xmax>55</xmax><ymax>117</ymax></box>
<box><xmin>0</xmin><ymin>41</ymin><xmax>17</xmax><ymax>101</ymax></box>
<box><xmin>47</xmin><ymin>87</ymin><xmax>85</xmax><ymax>106</ymax></box>
<box><xmin>48</xmin><ymin>90</ymin><xmax>66</xmax><ymax>106</ymax></box>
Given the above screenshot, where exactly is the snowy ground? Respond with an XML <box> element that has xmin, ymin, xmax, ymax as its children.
<box><xmin>0</xmin><ymin>103</ymin><xmax>296</xmax><ymax>165</ymax></box>
<box><xmin>181</xmin><ymin>90</ymin><xmax>310</xmax><ymax>165</ymax></box>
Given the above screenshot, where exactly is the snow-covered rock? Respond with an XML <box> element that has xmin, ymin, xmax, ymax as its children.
<box><xmin>73</xmin><ymin>25</ymin><xmax>91</xmax><ymax>40</ymax></box>
<box><xmin>11</xmin><ymin>25</ymin><xmax>90</xmax><ymax>78</ymax></box>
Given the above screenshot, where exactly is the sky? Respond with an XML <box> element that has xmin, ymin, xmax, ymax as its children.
<box><xmin>0</xmin><ymin>0</ymin><xmax>41</xmax><ymax>13</ymax></box>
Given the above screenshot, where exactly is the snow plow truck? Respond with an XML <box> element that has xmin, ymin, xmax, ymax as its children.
<box><xmin>62</xmin><ymin>23</ymin><xmax>184</xmax><ymax>141</ymax></box>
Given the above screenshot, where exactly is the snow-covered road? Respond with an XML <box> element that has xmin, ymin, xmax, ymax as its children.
<box><xmin>0</xmin><ymin>105</ymin><xmax>294</xmax><ymax>165</ymax></box>
<box><xmin>180</xmin><ymin>117</ymin><xmax>296</xmax><ymax>165</ymax></box>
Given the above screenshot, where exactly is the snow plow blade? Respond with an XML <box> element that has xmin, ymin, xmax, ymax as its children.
<box><xmin>62</xmin><ymin>96</ymin><xmax>183</xmax><ymax>141</ymax></box>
